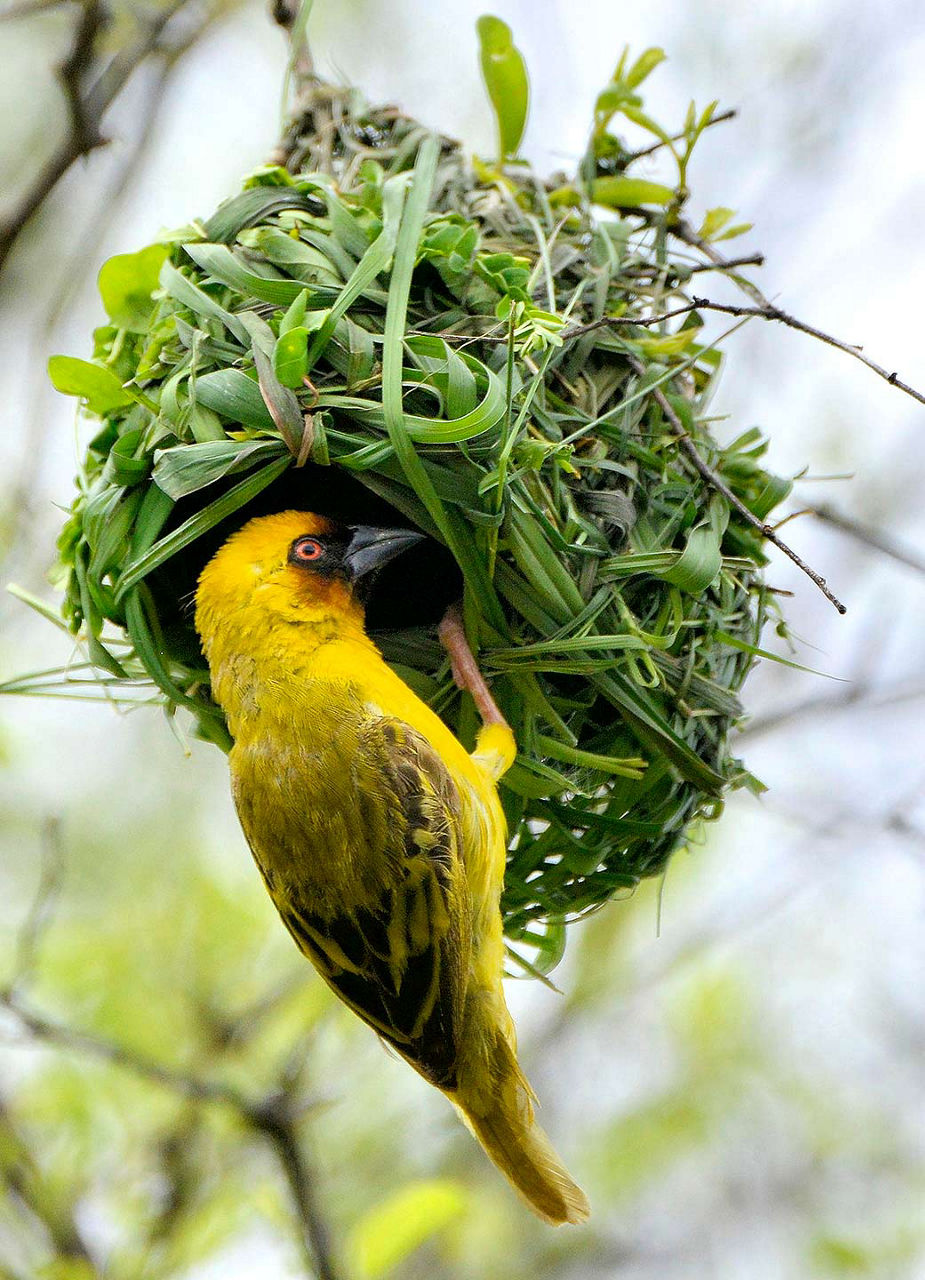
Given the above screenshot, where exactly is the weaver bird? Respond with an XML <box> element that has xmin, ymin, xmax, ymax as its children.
<box><xmin>195</xmin><ymin>510</ymin><xmax>589</xmax><ymax>1225</ymax></box>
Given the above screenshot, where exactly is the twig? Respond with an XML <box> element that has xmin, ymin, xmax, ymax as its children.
<box><xmin>809</xmin><ymin>503</ymin><xmax>925</xmax><ymax>575</ymax></box>
<box><xmin>0</xmin><ymin>0</ymin><xmax>71</xmax><ymax>20</ymax></box>
<box><xmin>82</xmin><ymin>0</ymin><xmax>189</xmax><ymax>120</ymax></box>
<box><xmin>9</xmin><ymin>818</ymin><xmax>64</xmax><ymax>997</ymax></box>
<box><xmin>0</xmin><ymin>989</ymin><xmax>257</xmax><ymax>1108</ymax></box>
<box><xmin>59</xmin><ymin>0</ymin><xmax>105</xmax><ymax>152</ymax></box>
<box><xmin>3</xmin><ymin>55</ymin><xmax>176</xmax><ymax>567</ymax></box>
<box><xmin>0</xmin><ymin>1097</ymin><xmax>98</xmax><ymax>1271</ymax></box>
<box><xmin>252</xmin><ymin>1097</ymin><xmax>343</xmax><ymax>1280</ymax></box>
<box><xmin>0</xmin><ymin>987</ymin><xmax>340</xmax><ymax>1278</ymax></box>
<box><xmin>739</xmin><ymin>678</ymin><xmax>925</xmax><ymax>741</ymax></box>
<box><xmin>687</xmin><ymin>253</ymin><xmax>764</xmax><ymax>274</ymax></box>
<box><xmin>670</xmin><ymin>215</ymin><xmax>925</xmax><ymax>409</ymax></box>
<box><xmin>624</xmin><ymin>107</ymin><xmax>738</xmax><ymax>162</ymax></box>
<box><xmin>688</xmin><ymin>293</ymin><xmax>925</xmax><ymax>408</ymax></box>
<box><xmin>0</xmin><ymin>0</ymin><xmax>205</xmax><ymax>276</ymax></box>
<box><xmin>627</xmin><ymin>356</ymin><xmax>847</xmax><ymax>613</ymax></box>
<box><xmin>0</xmin><ymin>0</ymin><xmax>107</xmax><ymax>273</ymax></box>
<box><xmin>561</xmin><ymin>300</ymin><xmax>705</xmax><ymax>341</ymax></box>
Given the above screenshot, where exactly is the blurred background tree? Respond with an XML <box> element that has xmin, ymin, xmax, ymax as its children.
<box><xmin>1</xmin><ymin>2</ymin><xmax>924</xmax><ymax>1278</ymax></box>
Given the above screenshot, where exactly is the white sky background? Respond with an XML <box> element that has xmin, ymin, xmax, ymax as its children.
<box><xmin>1</xmin><ymin>1</ymin><xmax>924</xmax><ymax>1275</ymax></box>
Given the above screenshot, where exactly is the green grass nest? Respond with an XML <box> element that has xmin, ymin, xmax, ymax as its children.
<box><xmin>39</xmin><ymin>49</ymin><xmax>791</xmax><ymax>971</ymax></box>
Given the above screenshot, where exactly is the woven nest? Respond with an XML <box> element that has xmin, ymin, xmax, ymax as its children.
<box><xmin>50</xmin><ymin>73</ymin><xmax>789</xmax><ymax>971</ymax></box>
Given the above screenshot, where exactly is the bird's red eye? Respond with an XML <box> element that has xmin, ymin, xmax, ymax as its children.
<box><xmin>291</xmin><ymin>537</ymin><xmax>324</xmax><ymax>563</ymax></box>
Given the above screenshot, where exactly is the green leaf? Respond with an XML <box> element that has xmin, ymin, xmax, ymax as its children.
<box><xmin>714</xmin><ymin>221</ymin><xmax>753</xmax><ymax>241</ymax></box>
<box><xmin>381</xmin><ymin>136</ymin><xmax>507</xmax><ymax>632</ymax></box>
<box><xmin>97</xmin><ymin>244</ymin><xmax>169</xmax><ymax>331</ymax></box>
<box><xmin>159</xmin><ymin>259</ymin><xmax>251</xmax><ymax>346</ymax></box>
<box><xmin>661</xmin><ymin>522</ymin><xmax>723</xmax><ymax>593</ymax></box>
<box><xmin>625</xmin><ymin>46</ymin><xmax>667</xmax><ymax>88</ymax></box>
<box><xmin>202</xmin><ymin>186</ymin><xmax>322</xmax><ymax>242</ymax></box>
<box><xmin>194</xmin><ymin>369</ymin><xmax>276</xmax><ymax>430</ymax></box>
<box><xmin>48</xmin><ymin>356</ymin><xmax>134</xmax><ymax>415</ymax></box>
<box><xmin>476</xmin><ymin>15</ymin><xmax>530</xmax><ymax>161</ymax></box>
<box><xmin>152</xmin><ymin>440</ymin><xmax>286</xmax><ymax>499</ymax></box>
<box><xmin>279</xmin><ymin>287</ymin><xmax>309</xmax><ymax>335</ymax></box>
<box><xmin>274</xmin><ymin>326</ymin><xmax>309</xmax><ymax>387</ymax></box>
<box><xmin>698</xmin><ymin>206</ymin><xmax>736</xmax><ymax>240</ymax></box>
<box><xmin>346</xmin><ymin>1180</ymin><xmax>467</xmax><ymax>1279</ymax></box>
<box><xmin>181</xmin><ymin>242</ymin><xmax>309</xmax><ymax>306</ymax></box>
<box><xmin>590</xmin><ymin>177</ymin><xmax>675</xmax><ymax>209</ymax></box>
<box><xmin>253</xmin><ymin>343</ymin><xmax>303</xmax><ymax>452</ymax></box>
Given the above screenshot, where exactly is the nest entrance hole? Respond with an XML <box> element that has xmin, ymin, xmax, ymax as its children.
<box><xmin>147</xmin><ymin>463</ymin><xmax>463</xmax><ymax>657</ymax></box>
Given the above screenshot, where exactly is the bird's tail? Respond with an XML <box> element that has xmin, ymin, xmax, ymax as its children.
<box><xmin>453</xmin><ymin>1035</ymin><xmax>590</xmax><ymax>1226</ymax></box>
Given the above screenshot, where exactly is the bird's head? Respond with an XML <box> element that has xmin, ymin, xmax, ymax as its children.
<box><xmin>195</xmin><ymin>510</ymin><xmax>425</xmax><ymax>647</ymax></box>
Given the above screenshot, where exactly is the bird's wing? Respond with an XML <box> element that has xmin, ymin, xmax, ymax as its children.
<box><xmin>277</xmin><ymin>717</ymin><xmax>471</xmax><ymax>1091</ymax></box>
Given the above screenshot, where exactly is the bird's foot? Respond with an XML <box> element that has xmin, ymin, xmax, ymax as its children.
<box><xmin>438</xmin><ymin>603</ymin><xmax>509</xmax><ymax>730</ymax></box>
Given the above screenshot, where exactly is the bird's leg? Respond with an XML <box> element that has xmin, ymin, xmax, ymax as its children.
<box><xmin>438</xmin><ymin>603</ymin><xmax>509</xmax><ymax>729</ymax></box>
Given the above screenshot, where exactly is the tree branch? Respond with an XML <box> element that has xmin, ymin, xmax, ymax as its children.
<box><xmin>0</xmin><ymin>0</ymin><xmax>72</xmax><ymax>21</ymax></box>
<box><xmin>8</xmin><ymin>818</ymin><xmax>64</xmax><ymax>999</ymax></box>
<box><xmin>0</xmin><ymin>1097</ymin><xmax>98</xmax><ymax>1272</ymax></box>
<box><xmin>624</xmin><ymin>106</ymin><xmax>737</xmax><ymax>162</ymax></box>
<box><xmin>0</xmin><ymin>0</ymin><xmax>206</xmax><ymax>277</ymax></box>
<box><xmin>668</xmin><ymin>215</ymin><xmax>925</xmax><ymax>409</ymax></box>
<box><xmin>626</xmin><ymin>356</ymin><xmax>847</xmax><ymax>613</ymax></box>
<box><xmin>0</xmin><ymin>986</ymin><xmax>341</xmax><ymax>1279</ymax></box>
<box><xmin>738</xmin><ymin>677</ymin><xmax>925</xmax><ymax>741</ymax></box>
<box><xmin>0</xmin><ymin>0</ymin><xmax>108</xmax><ymax>273</ymax></box>
<box><xmin>808</xmin><ymin>503</ymin><xmax>925</xmax><ymax>575</ymax></box>
<box><xmin>251</xmin><ymin>1096</ymin><xmax>343</xmax><ymax>1280</ymax></box>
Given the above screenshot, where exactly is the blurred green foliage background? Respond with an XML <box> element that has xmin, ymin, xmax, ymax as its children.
<box><xmin>1</xmin><ymin>2</ymin><xmax>924</xmax><ymax>1277</ymax></box>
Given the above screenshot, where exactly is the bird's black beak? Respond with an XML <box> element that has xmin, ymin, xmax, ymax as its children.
<box><xmin>343</xmin><ymin>525</ymin><xmax>426</xmax><ymax>580</ymax></box>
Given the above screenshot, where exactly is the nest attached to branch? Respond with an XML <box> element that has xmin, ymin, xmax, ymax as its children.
<box><xmin>48</xmin><ymin>73</ymin><xmax>789</xmax><ymax>971</ymax></box>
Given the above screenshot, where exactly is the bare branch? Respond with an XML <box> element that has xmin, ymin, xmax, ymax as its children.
<box><xmin>624</xmin><ymin>106</ymin><xmax>738</xmax><ymax>162</ymax></box>
<box><xmin>251</xmin><ymin>1095</ymin><xmax>344</xmax><ymax>1280</ymax></box>
<box><xmin>0</xmin><ymin>989</ymin><xmax>258</xmax><ymax>1108</ymax></box>
<box><xmin>0</xmin><ymin>0</ymin><xmax>108</xmax><ymax>272</ymax></box>
<box><xmin>82</xmin><ymin>0</ymin><xmax>190</xmax><ymax>120</ymax></box>
<box><xmin>0</xmin><ymin>0</ymin><xmax>212</xmax><ymax>277</ymax></box>
<box><xmin>626</xmin><ymin>356</ymin><xmax>848</xmax><ymax>613</ymax></box>
<box><xmin>0</xmin><ymin>0</ymin><xmax>72</xmax><ymax>20</ymax></box>
<box><xmin>9</xmin><ymin>818</ymin><xmax>64</xmax><ymax>997</ymax></box>
<box><xmin>669</xmin><ymin>215</ymin><xmax>925</xmax><ymax>409</ymax></box>
<box><xmin>0</xmin><ymin>1096</ymin><xmax>98</xmax><ymax>1271</ymax></box>
<box><xmin>738</xmin><ymin>677</ymin><xmax>925</xmax><ymax>741</ymax></box>
<box><xmin>809</xmin><ymin>503</ymin><xmax>925</xmax><ymax>575</ymax></box>
<box><xmin>0</xmin><ymin>988</ymin><xmax>341</xmax><ymax>1278</ymax></box>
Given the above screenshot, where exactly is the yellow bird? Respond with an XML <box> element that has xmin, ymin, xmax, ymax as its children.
<box><xmin>195</xmin><ymin>509</ymin><xmax>589</xmax><ymax>1225</ymax></box>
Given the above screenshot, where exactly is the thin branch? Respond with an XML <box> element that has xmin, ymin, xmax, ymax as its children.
<box><xmin>9</xmin><ymin>818</ymin><xmax>64</xmax><ymax>998</ymax></box>
<box><xmin>561</xmin><ymin>299</ymin><xmax>705</xmax><ymax>341</ymax></box>
<box><xmin>0</xmin><ymin>989</ymin><xmax>257</xmax><ymax>1109</ymax></box>
<box><xmin>0</xmin><ymin>0</ymin><xmax>72</xmax><ymax>20</ymax></box>
<box><xmin>252</xmin><ymin>1097</ymin><xmax>343</xmax><ymax>1280</ymax></box>
<box><xmin>687</xmin><ymin>252</ymin><xmax>764</xmax><ymax>274</ymax></box>
<box><xmin>1</xmin><ymin>988</ymin><xmax>341</xmax><ymax>1279</ymax></box>
<box><xmin>670</xmin><ymin>214</ymin><xmax>925</xmax><ymax>409</ymax></box>
<box><xmin>82</xmin><ymin>0</ymin><xmax>190</xmax><ymax>120</ymax></box>
<box><xmin>58</xmin><ymin>0</ymin><xmax>106</xmax><ymax>151</ymax></box>
<box><xmin>627</xmin><ymin>357</ymin><xmax>848</xmax><ymax>613</ymax></box>
<box><xmin>809</xmin><ymin>503</ymin><xmax>925</xmax><ymax>575</ymax></box>
<box><xmin>0</xmin><ymin>1097</ymin><xmax>98</xmax><ymax>1271</ymax></box>
<box><xmin>738</xmin><ymin>678</ymin><xmax>925</xmax><ymax>741</ymax></box>
<box><xmin>689</xmin><ymin>293</ymin><xmax>925</xmax><ymax>408</ymax></box>
<box><xmin>0</xmin><ymin>0</ymin><xmax>205</xmax><ymax>276</ymax></box>
<box><xmin>624</xmin><ymin>106</ymin><xmax>738</xmax><ymax>162</ymax></box>
<box><xmin>3</xmin><ymin>58</ymin><xmax>176</xmax><ymax>565</ymax></box>
<box><xmin>0</xmin><ymin>0</ymin><xmax>107</xmax><ymax>272</ymax></box>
